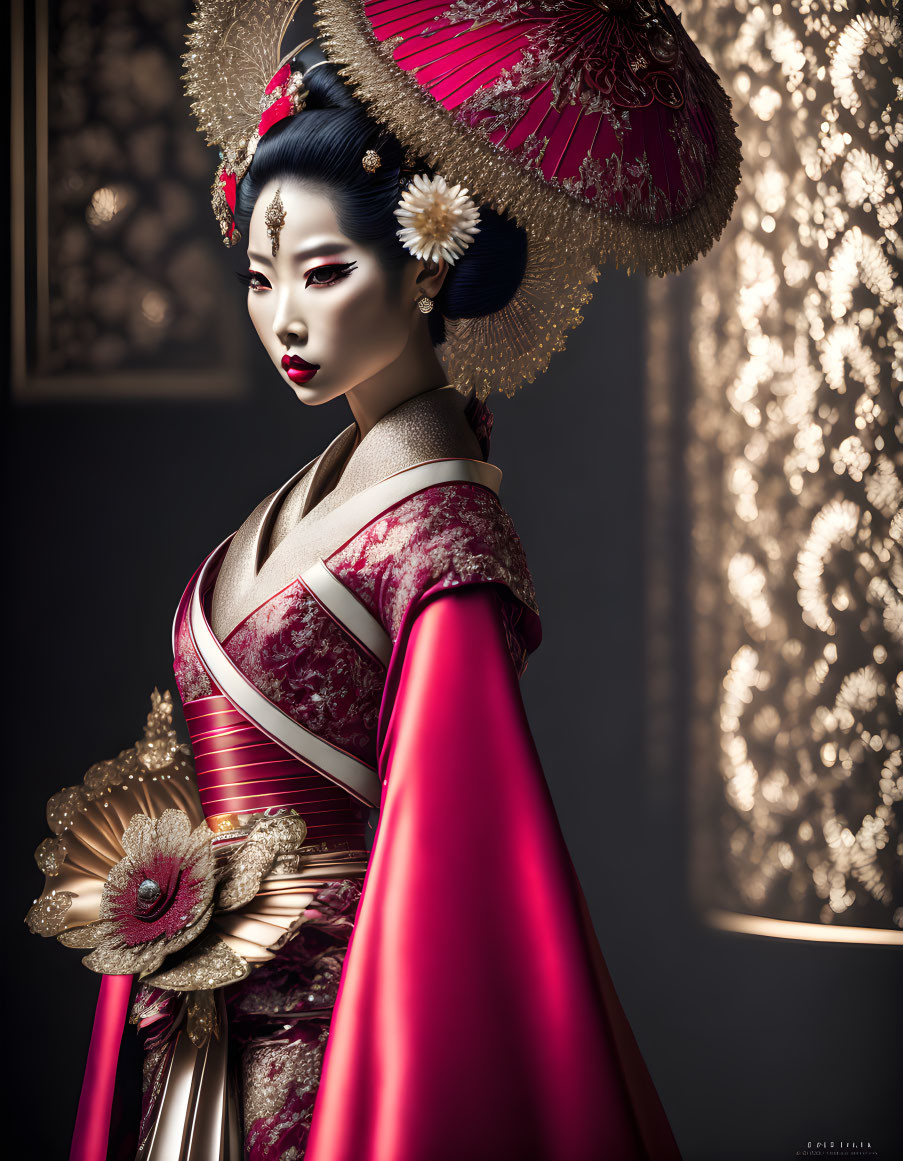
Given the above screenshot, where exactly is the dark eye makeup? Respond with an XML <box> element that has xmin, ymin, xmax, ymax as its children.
<box><xmin>235</xmin><ymin>261</ymin><xmax>358</xmax><ymax>292</ymax></box>
<box><xmin>305</xmin><ymin>261</ymin><xmax>358</xmax><ymax>288</ymax></box>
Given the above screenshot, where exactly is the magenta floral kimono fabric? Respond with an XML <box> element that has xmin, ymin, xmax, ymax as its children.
<box><xmin>127</xmin><ymin>399</ymin><xmax>682</xmax><ymax>1161</ymax></box>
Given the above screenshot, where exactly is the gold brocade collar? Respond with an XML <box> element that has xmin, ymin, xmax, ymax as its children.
<box><xmin>209</xmin><ymin>385</ymin><xmax>483</xmax><ymax>641</ymax></box>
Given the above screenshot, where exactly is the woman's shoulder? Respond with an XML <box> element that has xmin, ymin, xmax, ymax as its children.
<box><xmin>327</xmin><ymin>477</ymin><xmax>538</xmax><ymax>644</ymax></box>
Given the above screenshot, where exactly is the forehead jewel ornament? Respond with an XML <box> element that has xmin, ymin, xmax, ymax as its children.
<box><xmin>182</xmin><ymin>2</ymin><xmax>319</xmax><ymax>247</ymax></box>
<box><xmin>265</xmin><ymin>188</ymin><xmax>286</xmax><ymax>256</ymax></box>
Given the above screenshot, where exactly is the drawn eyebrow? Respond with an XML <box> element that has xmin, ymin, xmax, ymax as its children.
<box><xmin>246</xmin><ymin>240</ymin><xmax>354</xmax><ymax>266</ymax></box>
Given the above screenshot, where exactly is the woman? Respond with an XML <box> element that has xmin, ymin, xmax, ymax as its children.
<box><xmin>27</xmin><ymin>2</ymin><xmax>740</xmax><ymax>1158</ymax></box>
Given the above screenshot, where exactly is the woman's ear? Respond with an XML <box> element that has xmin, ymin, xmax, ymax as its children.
<box><xmin>414</xmin><ymin>258</ymin><xmax>449</xmax><ymax>303</ymax></box>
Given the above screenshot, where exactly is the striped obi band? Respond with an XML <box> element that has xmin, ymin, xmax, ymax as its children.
<box><xmin>184</xmin><ymin>693</ymin><xmax>370</xmax><ymax>846</ymax></box>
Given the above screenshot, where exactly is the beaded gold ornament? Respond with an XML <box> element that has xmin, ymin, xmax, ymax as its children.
<box><xmin>25</xmin><ymin>690</ymin><xmax>311</xmax><ymax>1037</ymax></box>
<box><xmin>362</xmin><ymin>149</ymin><xmax>381</xmax><ymax>173</ymax></box>
<box><xmin>265</xmin><ymin>188</ymin><xmax>287</xmax><ymax>255</ymax></box>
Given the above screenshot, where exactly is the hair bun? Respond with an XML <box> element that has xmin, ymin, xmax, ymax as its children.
<box><xmin>428</xmin><ymin>208</ymin><xmax>528</xmax><ymax>344</ymax></box>
<box><xmin>299</xmin><ymin>61</ymin><xmax>358</xmax><ymax>112</ymax></box>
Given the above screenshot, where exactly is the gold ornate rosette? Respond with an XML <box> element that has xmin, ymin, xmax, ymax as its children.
<box><xmin>25</xmin><ymin>691</ymin><xmax>367</xmax><ymax>1043</ymax></box>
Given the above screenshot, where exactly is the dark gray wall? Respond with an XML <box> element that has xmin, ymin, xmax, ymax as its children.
<box><xmin>4</xmin><ymin>265</ymin><xmax>899</xmax><ymax>1159</ymax></box>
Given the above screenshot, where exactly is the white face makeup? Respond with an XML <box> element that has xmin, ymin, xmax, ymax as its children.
<box><xmin>243</xmin><ymin>181</ymin><xmax>428</xmax><ymax>407</ymax></box>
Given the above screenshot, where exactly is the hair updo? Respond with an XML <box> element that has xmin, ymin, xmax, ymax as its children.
<box><xmin>233</xmin><ymin>64</ymin><xmax>528</xmax><ymax>345</ymax></box>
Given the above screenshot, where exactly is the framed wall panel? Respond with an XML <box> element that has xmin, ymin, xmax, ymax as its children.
<box><xmin>10</xmin><ymin>0</ymin><xmax>244</xmax><ymax>401</ymax></box>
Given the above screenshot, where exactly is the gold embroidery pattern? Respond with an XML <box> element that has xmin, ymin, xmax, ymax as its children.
<box><xmin>222</xmin><ymin>581</ymin><xmax>385</xmax><ymax>763</ymax></box>
<box><xmin>138</xmin><ymin>1042</ymin><xmax>176</xmax><ymax>1158</ymax></box>
<box><xmin>329</xmin><ymin>482</ymin><xmax>540</xmax><ymax>642</ymax></box>
<box><xmin>241</xmin><ymin>1025</ymin><xmax>330</xmax><ymax>1158</ymax></box>
<box><xmin>174</xmin><ymin>611</ymin><xmax>214</xmax><ymax>703</ymax></box>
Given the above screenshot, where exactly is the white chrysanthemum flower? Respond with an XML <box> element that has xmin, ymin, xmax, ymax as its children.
<box><xmin>394</xmin><ymin>173</ymin><xmax>480</xmax><ymax>265</ymax></box>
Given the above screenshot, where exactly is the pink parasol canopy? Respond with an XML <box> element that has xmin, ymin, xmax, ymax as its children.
<box><xmin>317</xmin><ymin>0</ymin><xmax>742</xmax><ymax>275</ymax></box>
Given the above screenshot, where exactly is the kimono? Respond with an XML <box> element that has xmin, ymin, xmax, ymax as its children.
<box><xmin>71</xmin><ymin>385</ymin><xmax>682</xmax><ymax>1161</ymax></box>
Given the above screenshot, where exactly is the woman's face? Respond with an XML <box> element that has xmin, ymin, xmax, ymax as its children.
<box><xmin>244</xmin><ymin>180</ymin><xmax>424</xmax><ymax>406</ymax></box>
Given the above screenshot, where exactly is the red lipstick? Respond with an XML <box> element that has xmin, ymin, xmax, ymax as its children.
<box><xmin>281</xmin><ymin>353</ymin><xmax>320</xmax><ymax>384</ymax></box>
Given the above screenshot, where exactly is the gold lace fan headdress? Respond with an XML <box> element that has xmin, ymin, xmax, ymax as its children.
<box><xmin>183</xmin><ymin>0</ymin><xmax>742</xmax><ymax>397</ymax></box>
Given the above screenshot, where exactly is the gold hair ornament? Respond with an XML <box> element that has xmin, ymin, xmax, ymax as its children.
<box><xmin>181</xmin><ymin>1</ymin><xmax>597</xmax><ymax>396</ymax></box>
<box><xmin>183</xmin><ymin>1</ymin><xmax>311</xmax><ymax>245</ymax></box>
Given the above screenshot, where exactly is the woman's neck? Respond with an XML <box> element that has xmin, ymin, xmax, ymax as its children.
<box><xmin>342</xmin><ymin>323</ymin><xmax>448</xmax><ymax>439</ymax></box>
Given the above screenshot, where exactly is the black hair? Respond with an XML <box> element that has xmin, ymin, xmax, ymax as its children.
<box><xmin>234</xmin><ymin>64</ymin><xmax>527</xmax><ymax>344</ymax></box>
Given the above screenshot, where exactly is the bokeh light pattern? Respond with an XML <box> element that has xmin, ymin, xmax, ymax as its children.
<box><xmin>678</xmin><ymin>0</ymin><xmax>902</xmax><ymax>935</ymax></box>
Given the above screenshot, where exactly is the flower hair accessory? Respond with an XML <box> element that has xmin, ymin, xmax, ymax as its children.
<box><xmin>394</xmin><ymin>174</ymin><xmax>480</xmax><ymax>266</ymax></box>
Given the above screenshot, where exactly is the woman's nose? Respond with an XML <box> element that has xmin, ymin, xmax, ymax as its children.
<box><xmin>272</xmin><ymin>290</ymin><xmax>307</xmax><ymax>349</ymax></box>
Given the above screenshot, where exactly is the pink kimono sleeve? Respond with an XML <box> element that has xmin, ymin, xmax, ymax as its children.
<box><xmin>305</xmin><ymin>583</ymin><xmax>683</xmax><ymax>1161</ymax></box>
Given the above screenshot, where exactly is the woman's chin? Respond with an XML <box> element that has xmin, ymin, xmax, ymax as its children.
<box><xmin>285</xmin><ymin>375</ymin><xmax>335</xmax><ymax>405</ymax></box>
